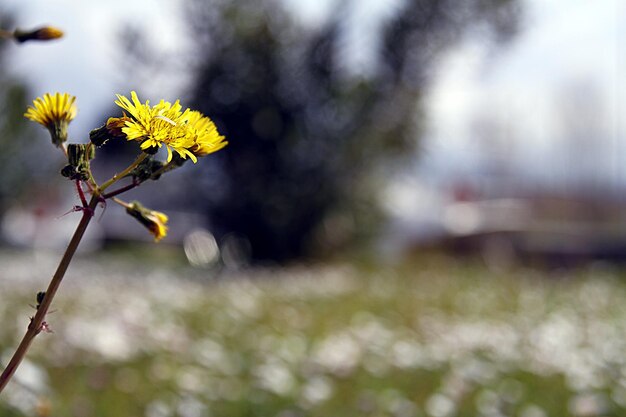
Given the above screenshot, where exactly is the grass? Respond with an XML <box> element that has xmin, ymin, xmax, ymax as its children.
<box><xmin>1</xmin><ymin>250</ymin><xmax>626</xmax><ymax>416</ymax></box>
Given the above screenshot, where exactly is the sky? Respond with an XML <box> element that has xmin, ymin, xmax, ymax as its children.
<box><xmin>4</xmin><ymin>0</ymin><xmax>626</xmax><ymax>190</ymax></box>
<box><xmin>3</xmin><ymin>0</ymin><xmax>405</xmax><ymax>134</ymax></box>
<box><xmin>422</xmin><ymin>0</ymin><xmax>626</xmax><ymax>190</ymax></box>
<box><xmin>4</xmin><ymin>0</ymin><xmax>191</xmax><ymax>134</ymax></box>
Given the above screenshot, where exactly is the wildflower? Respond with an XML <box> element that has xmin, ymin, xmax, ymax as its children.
<box><xmin>13</xmin><ymin>26</ymin><xmax>64</xmax><ymax>43</ymax></box>
<box><xmin>184</xmin><ymin>110</ymin><xmax>228</xmax><ymax>157</ymax></box>
<box><xmin>125</xmin><ymin>201</ymin><xmax>169</xmax><ymax>242</ymax></box>
<box><xmin>113</xmin><ymin>91</ymin><xmax>227</xmax><ymax>163</ymax></box>
<box><xmin>24</xmin><ymin>93</ymin><xmax>77</xmax><ymax>148</ymax></box>
<box><xmin>114</xmin><ymin>91</ymin><xmax>196</xmax><ymax>162</ymax></box>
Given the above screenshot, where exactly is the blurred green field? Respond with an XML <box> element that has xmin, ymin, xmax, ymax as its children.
<box><xmin>1</xmin><ymin>251</ymin><xmax>626</xmax><ymax>417</ymax></box>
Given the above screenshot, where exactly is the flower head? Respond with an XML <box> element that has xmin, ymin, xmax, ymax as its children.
<box><xmin>125</xmin><ymin>201</ymin><xmax>169</xmax><ymax>242</ymax></box>
<box><xmin>115</xmin><ymin>91</ymin><xmax>196</xmax><ymax>162</ymax></box>
<box><xmin>13</xmin><ymin>26</ymin><xmax>64</xmax><ymax>43</ymax></box>
<box><xmin>113</xmin><ymin>91</ymin><xmax>226</xmax><ymax>163</ymax></box>
<box><xmin>184</xmin><ymin>110</ymin><xmax>228</xmax><ymax>157</ymax></box>
<box><xmin>25</xmin><ymin>93</ymin><xmax>77</xmax><ymax>148</ymax></box>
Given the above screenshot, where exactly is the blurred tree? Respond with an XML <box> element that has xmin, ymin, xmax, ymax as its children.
<box><xmin>0</xmin><ymin>14</ymin><xmax>39</xmax><ymax>216</ymax></box>
<box><xmin>181</xmin><ymin>0</ymin><xmax>521</xmax><ymax>261</ymax></box>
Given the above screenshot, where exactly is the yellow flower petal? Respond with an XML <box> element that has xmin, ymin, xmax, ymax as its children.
<box><xmin>25</xmin><ymin>92</ymin><xmax>77</xmax><ymax>147</ymax></box>
<box><xmin>113</xmin><ymin>91</ymin><xmax>226</xmax><ymax>162</ymax></box>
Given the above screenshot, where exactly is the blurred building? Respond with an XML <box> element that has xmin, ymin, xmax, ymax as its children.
<box><xmin>383</xmin><ymin>172</ymin><xmax>626</xmax><ymax>267</ymax></box>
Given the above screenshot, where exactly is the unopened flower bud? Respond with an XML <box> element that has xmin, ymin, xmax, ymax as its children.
<box><xmin>13</xmin><ymin>26</ymin><xmax>64</xmax><ymax>43</ymax></box>
<box><xmin>67</xmin><ymin>143</ymin><xmax>93</xmax><ymax>166</ymax></box>
<box><xmin>125</xmin><ymin>201</ymin><xmax>168</xmax><ymax>242</ymax></box>
<box><xmin>131</xmin><ymin>157</ymin><xmax>165</xmax><ymax>182</ymax></box>
<box><xmin>89</xmin><ymin>117</ymin><xmax>129</xmax><ymax>147</ymax></box>
<box><xmin>89</xmin><ymin>125</ymin><xmax>109</xmax><ymax>147</ymax></box>
<box><xmin>66</xmin><ymin>143</ymin><xmax>94</xmax><ymax>180</ymax></box>
<box><xmin>60</xmin><ymin>164</ymin><xmax>76</xmax><ymax>178</ymax></box>
<box><xmin>106</xmin><ymin>117</ymin><xmax>130</xmax><ymax>137</ymax></box>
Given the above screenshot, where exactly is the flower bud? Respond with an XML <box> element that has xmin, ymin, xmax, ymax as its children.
<box><xmin>106</xmin><ymin>117</ymin><xmax>130</xmax><ymax>137</ymax></box>
<box><xmin>13</xmin><ymin>26</ymin><xmax>64</xmax><ymax>43</ymax></box>
<box><xmin>66</xmin><ymin>144</ymin><xmax>94</xmax><ymax>180</ymax></box>
<box><xmin>90</xmin><ymin>117</ymin><xmax>130</xmax><ymax>147</ymax></box>
<box><xmin>89</xmin><ymin>125</ymin><xmax>110</xmax><ymax>147</ymax></box>
<box><xmin>131</xmin><ymin>157</ymin><xmax>165</xmax><ymax>182</ymax></box>
<box><xmin>125</xmin><ymin>201</ymin><xmax>168</xmax><ymax>242</ymax></box>
<box><xmin>67</xmin><ymin>143</ymin><xmax>93</xmax><ymax>166</ymax></box>
<box><xmin>60</xmin><ymin>164</ymin><xmax>77</xmax><ymax>178</ymax></box>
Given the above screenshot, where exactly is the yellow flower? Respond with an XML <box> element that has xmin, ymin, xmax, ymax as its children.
<box><xmin>114</xmin><ymin>91</ymin><xmax>197</xmax><ymax>162</ymax></box>
<box><xmin>13</xmin><ymin>26</ymin><xmax>64</xmax><ymax>43</ymax></box>
<box><xmin>125</xmin><ymin>201</ymin><xmax>169</xmax><ymax>242</ymax></box>
<box><xmin>114</xmin><ymin>91</ymin><xmax>227</xmax><ymax>163</ymax></box>
<box><xmin>184</xmin><ymin>110</ymin><xmax>228</xmax><ymax>157</ymax></box>
<box><xmin>24</xmin><ymin>93</ymin><xmax>77</xmax><ymax>148</ymax></box>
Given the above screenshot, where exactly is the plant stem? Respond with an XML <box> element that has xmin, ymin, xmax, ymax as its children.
<box><xmin>102</xmin><ymin>180</ymin><xmax>139</xmax><ymax>200</ymax></box>
<box><xmin>98</xmin><ymin>153</ymin><xmax>147</xmax><ymax>193</ymax></box>
<box><xmin>0</xmin><ymin>194</ymin><xmax>100</xmax><ymax>394</ymax></box>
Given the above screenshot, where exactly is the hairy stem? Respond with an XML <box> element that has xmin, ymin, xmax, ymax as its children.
<box><xmin>0</xmin><ymin>194</ymin><xmax>100</xmax><ymax>394</ymax></box>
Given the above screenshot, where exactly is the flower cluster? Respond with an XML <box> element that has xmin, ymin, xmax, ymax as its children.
<box><xmin>24</xmin><ymin>91</ymin><xmax>227</xmax><ymax>243</ymax></box>
<box><xmin>111</xmin><ymin>91</ymin><xmax>227</xmax><ymax>163</ymax></box>
<box><xmin>0</xmin><ymin>20</ymin><xmax>231</xmax><ymax>395</ymax></box>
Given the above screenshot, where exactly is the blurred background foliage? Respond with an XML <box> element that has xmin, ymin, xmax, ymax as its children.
<box><xmin>0</xmin><ymin>14</ymin><xmax>37</xmax><ymax>217</ymax></box>
<box><xmin>176</xmin><ymin>0</ymin><xmax>521</xmax><ymax>261</ymax></box>
<box><xmin>0</xmin><ymin>0</ymin><xmax>522</xmax><ymax>261</ymax></box>
<box><xmin>2</xmin><ymin>253</ymin><xmax>626</xmax><ymax>417</ymax></box>
<box><xmin>100</xmin><ymin>0</ymin><xmax>522</xmax><ymax>262</ymax></box>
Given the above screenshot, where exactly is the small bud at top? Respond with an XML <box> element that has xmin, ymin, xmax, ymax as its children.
<box><xmin>13</xmin><ymin>26</ymin><xmax>64</xmax><ymax>43</ymax></box>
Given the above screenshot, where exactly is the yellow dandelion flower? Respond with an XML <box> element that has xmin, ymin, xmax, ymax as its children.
<box><xmin>114</xmin><ymin>91</ymin><xmax>197</xmax><ymax>162</ymax></box>
<box><xmin>25</xmin><ymin>92</ymin><xmax>77</xmax><ymax>148</ymax></box>
<box><xmin>125</xmin><ymin>201</ymin><xmax>169</xmax><ymax>242</ymax></box>
<box><xmin>184</xmin><ymin>110</ymin><xmax>228</xmax><ymax>157</ymax></box>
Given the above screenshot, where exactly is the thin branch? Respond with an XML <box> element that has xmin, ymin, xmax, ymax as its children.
<box><xmin>0</xmin><ymin>194</ymin><xmax>100</xmax><ymax>393</ymax></box>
